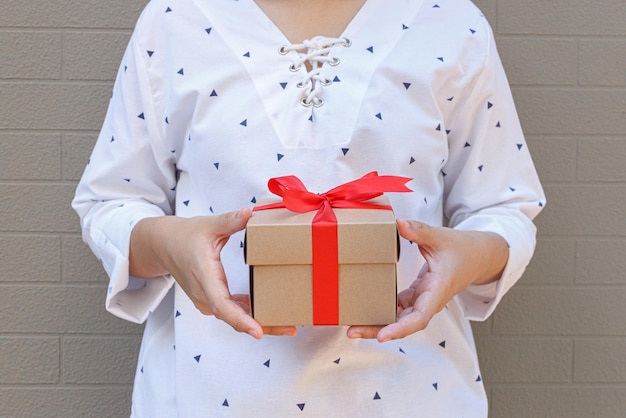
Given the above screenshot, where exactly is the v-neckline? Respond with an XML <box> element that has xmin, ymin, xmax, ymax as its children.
<box><xmin>247</xmin><ymin>0</ymin><xmax>373</xmax><ymax>46</ymax></box>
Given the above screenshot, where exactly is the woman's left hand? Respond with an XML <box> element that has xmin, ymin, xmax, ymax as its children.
<box><xmin>347</xmin><ymin>219</ymin><xmax>509</xmax><ymax>342</ymax></box>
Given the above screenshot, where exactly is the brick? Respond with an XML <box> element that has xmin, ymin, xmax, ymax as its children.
<box><xmin>0</xmin><ymin>337</ymin><xmax>59</xmax><ymax>384</ymax></box>
<box><xmin>498</xmin><ymin>0</ymin><xmax>626</xmax><ymax>36</ymax></box>
<box><xmin>62</xmin><ymin>235</ymin><xmax>109</xmax><ymax>283</ymax></box>
<box><xmin>498</xmin><ymin>38</ymin><xmax>578</xmax><ymax>86</ymax></box>
<box><xmin>63</xmin><ymin>32</ymin><xmax>130</xmax><ymax>81</ymax></box>
<box><xmin>493</xmin><ymin>287</ymin><xmax>626</xmax><ymax>336</ymax></box>
<box><xmin>62</xmin><ymin>133</ymin><xmax>97</xmax><ymax>181</ymax></box>
<box><xmin>0</xmin><ymin>0</ymin><xmax>146</xmax><ymax>29</ymax></box>
<box><xmin>576</xmin><ymin>239</ymin><xmax>626</xmax><ymax>284</ymax></box>
<box><xmin>522</xmin><ymin>238</ymin><xmax>576</xmax><ymax>285</ymax></box>
<box><xmin>574</xmin><ymin>338</ymin><xmax>626</xmax><ymax>383</ymax></box>
<box><xmin>0</xmin><ymin>235</ymin><xmax>61</xmax><ymax>282</ymax></box>
<box><xmin>0</xmin><ymin>388</ymin><xmax>132</xmax><ymax>417</ymax></box>
<box><xmin>475</xmin><ymin>336</ymin><xmax>572</xmax><ymax>383</ymax></box>
<box><xmin>513</xmin><ymin>87</ymin><xmax>626</xmax><ymax>136</ymax></box>
<box><xmin>491</xmin><ymin>387</ymin><xmax>626</xmax><ymax>418</ymax></box>
<box><xmin>535</xmin><ymin>184</ymin><xmax>626</xmax><ymax>237</ymax></box>
<box><xmin>62</xmin><ymin>336</ymin><xmax>141</xmax><ymax>384</ymax></box>
<box><xmin>579</xmin><ymin>39</ymin><xmax>626</xmax><ymax>86</ymax></box>
<box><xmin>0</xmin><ymin>285</ymin><xmax>142</xmax><ymax>334</ymax></box>
<box><xmin>527</xmin><ymin>136</ymin><xmax>577</xmax><ymax>182</ymax></box>
<box><xmin>578</xmin><ymin>137</ymin><xmax>626</xmax><ymax>182</ymax></box>
<box><xmin>470</xmin><ymin>0</ymin><xmax>497</xmax><ymax>29</ymax></box>
<box><xmin>0</xmin><ymin>133</ymin><xmax>61</xmax><ymax>180</ymax></box>
<box><xmin>0</xmin><ymin>83</ymin><xmax>110</xmax><ymax>130</ymax></box>
<box><xmin>0</xmin><ymin>31</ymin><xmax>62</xmax><ymax>79</ymax></box>
<box><xmin>0</xmin><ymin>184</ymin><xmax>78</xmax><ymax>233</ymax></box>
<box><xmin>471</xmin><ymin>317</ymin><xmax>493</xmax><ymax>336</ymax></box>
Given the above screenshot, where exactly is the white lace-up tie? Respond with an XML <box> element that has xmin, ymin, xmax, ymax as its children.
<box><xmin>279</xmin><ymin>36</ymin><xmax>351</xmax><ymax>107</ymax></box>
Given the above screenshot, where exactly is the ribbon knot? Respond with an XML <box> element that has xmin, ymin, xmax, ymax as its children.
<box><xmin>254</xmin><ymin>172</ymin><xmax>412</xmax><ymax>325</ymax></box>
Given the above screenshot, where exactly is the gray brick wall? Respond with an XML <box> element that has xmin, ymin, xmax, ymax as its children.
<box><xmin>1</xmin><ymin>0</ymin><xmax>624</xmax><ymax>416</ymax></box>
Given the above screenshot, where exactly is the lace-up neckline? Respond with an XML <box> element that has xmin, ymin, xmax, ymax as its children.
<box><xmin>280</xmin><ymin>36</ymin><xmax>351</xmax><ymax>107</ymax></box>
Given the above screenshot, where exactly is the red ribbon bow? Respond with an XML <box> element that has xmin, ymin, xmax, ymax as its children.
<box><xmin>254</xmin><ymin>172</ymin><xmax>412</xmax><ymax>325</ymax></box>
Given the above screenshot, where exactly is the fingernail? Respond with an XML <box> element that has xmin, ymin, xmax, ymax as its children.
<box><xmin>348</xmin><ymin>332</ymin><xmax>362</xmax><ymax>339</ymax></box>
<box><xmin>247</xmin><ymin>329</ymin><xmax>261</xmax><ymax>339</ymax></box>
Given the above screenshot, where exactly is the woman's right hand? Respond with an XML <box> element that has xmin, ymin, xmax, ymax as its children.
<box><xmin>129</xmin><ymin>208</ymin><xmax>297</xmax><ymax>339</ymax></box>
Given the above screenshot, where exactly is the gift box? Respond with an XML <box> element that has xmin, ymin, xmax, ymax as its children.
<box><xmin>244</xmin><ymin>173</ymin><xmax>412</xmax><ymax>326</ymax></box>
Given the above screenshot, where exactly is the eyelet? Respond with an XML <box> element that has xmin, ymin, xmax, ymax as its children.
<box><xmin>296</xmin><ymin>80</ymin><xmax>310</xmax><ymax>88</ymax></box>
<box><xmin>300</xmin><ymin>98</ymin><xmax>313</xmax><ymax>107</ymax></box>
<box><xmin>312</xmin><ymin>98</ymin><xmax>325</xmax><ymax>107</ymax></box>
<box><xmin>279</xmin><ymin>45</ymin><xmax>289</xmax><ymax>55</ymax></box>
<box><xmin>289</xmin><ymin>64</ymin><xmax>302</xmax><ymax>72</ymax></box>
<box><xmin>329</xmin><ymin>57</ymin><xmax>340</xmax><ymax>66</ymax></box>
<box><xmin>341</xmin><ymin>37</ymin><xmax>352</xmax><ymax>47</ymax></box>
<box><xmin>320</xmin><ymin>78</ymin><xmax>332</xmax><ymax>86</ymax></box>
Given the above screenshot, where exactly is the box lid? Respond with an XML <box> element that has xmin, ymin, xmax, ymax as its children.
<box><xmin>245</xmin><ymin>196</ymin><xmax>399</xmax><ymax>265</ymax></box>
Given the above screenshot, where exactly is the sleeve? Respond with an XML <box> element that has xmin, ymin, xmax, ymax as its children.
<box><xmin>72</xmin><ymin>32</ymin><xmax>177</xmax><ymax>324</ymax></box>
<box><xmin>442</xmin><ymin>21</ymin><xmax>546</xmax><ymax>321</ymax></box>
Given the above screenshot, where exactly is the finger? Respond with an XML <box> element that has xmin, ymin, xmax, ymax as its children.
<box><xmin>201</xmin><ymin>262</ymin><xmax>263</xmax><ymax>339</ymax></box>
<box><xmin>376</xmin><ymin>288</ymin><xmax>440</xmax><ymax>342</ymax></box>
<box><xmin>347</xmin><ymin>325</ymin><xmax>385</xmax><ymax>340</ymax></box>
<box><xmin>396</xmin><ymin>218</ymin><xmax>433</xmax><ymax>245</ymax></box>
<box><xmin>262</xmin><ymin>326</ymin><xmax>298</xmax><ymax>337</ymax></box>
<box><xmin>211</xmin><ymin>208</ymin><xmax>253</xmax><ymax>238</ymax></box>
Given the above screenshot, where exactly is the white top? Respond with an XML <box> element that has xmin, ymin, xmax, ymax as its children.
<box><xmin>73</xmin><ymin>0</ymin><xmax>545</xmax><ymax>416</ymax></box>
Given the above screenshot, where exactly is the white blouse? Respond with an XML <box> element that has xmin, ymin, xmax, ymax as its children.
<box><xmin>73</xmin><ymin>0</ymin><xmax>545</xmax><ymax>416</ymax></box>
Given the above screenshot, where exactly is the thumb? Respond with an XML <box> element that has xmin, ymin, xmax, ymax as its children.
<box><xmin>396</xmin><ymin>219</ymin><xmax>435</xmax><ymax>247</ymax></box>
<box><xmin>213</xmin><ymin>208</ymin><xmax>253</xmax><ymax>237</ymax></box>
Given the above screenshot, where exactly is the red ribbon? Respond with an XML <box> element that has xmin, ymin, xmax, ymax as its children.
<box><xmin>254</xmin><ymin>172</ymin><xmax>412</xmax><ymax>325</ymax></box>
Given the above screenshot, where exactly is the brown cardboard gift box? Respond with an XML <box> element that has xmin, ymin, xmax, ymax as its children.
<box><xmin>245</xmin><ymin>196</ymin><xmax>399</xmax><ymax>326</ymax></box>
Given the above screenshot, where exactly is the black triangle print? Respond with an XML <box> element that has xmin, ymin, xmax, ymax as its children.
<box><xmin>470</xmin><ymin>28</ymin><xmax>476</xmax><ymax>34</ymax></box>
<box><xmin>478</xmin><ymin>165</ymin><xmax>483</xmax><ymax>172</ymax></box>
<box><xmin>110</xmin><ymin>136</ymin><xmax>115</xmax><ymax>142</ymax></box>
<box><xmin>280</xmin><ymin>82</ymin><xmax>288</xmax><ymax>90</ymax></box>
<box><xmin>177</xmin><ymin>68</ymin><xmax>184</xmax><ymax>75</ymax></box>
<box><xmin>209</xmin><ymin>206</ymin><xmax>214</xmax><ymax>213</ymax></box>
<box><xmin>487</xmin><ymin>101</ymin><xmax>493</xmax><ymax>109</ymax></box>
<box><xmin>175</xmin><ymin>310</ymin><xmax>181</xmax><ymax>317</ymax></box>
<box><xmin>277</xmin><ymin>153</ymin><xmax>284</xmax><ymax>161</ymax></box>
<box><xmin>194</xmin><ymin>355</ymin><xmax>201</xmax><ymax>363</ymax></box>
<box><xmin>243</xmin><ymin>51</ymin><xmax>251</xmax><ymax>57</ymax></box>
<box><xmin>214</xmin><ymin>162</ymin><xmax>219</xmax><ymax>170</ymax></box>
<box><xmin>476</xmin><ymin>375</ymin><xmax>482</xmax><ymax>382</ymax></box>
<box><xmin>183</xmin><ymin>200</ymin><xmax>190</xmax><ymax>206</ymax></box>
<box><xmin>375</xmin><ymin>113</ymin><xmax>382</xmax><ymax>120</ymax></box>
<box><xmin>165</xmin><ymin>7</ymin><xmax>172</xmax><ymax>13</ymax></box>
<box><xmin>517</xmin><ymin>144</ymin><xmax>523</xmax><ymax>150</ymax></box>
<box><xmin>432</xmin><ymin>383</ymin><xmax>438</xmax><ymax>390</ymax></box>
<box><xmin>222</xmin><ymin>399</ymin><xmax>229</xmax><ymax>407</ymax></box>
<box><xmin>333</xmin><ymin>76</ymin><xmax>341</xmax><ymax>82</ymax></box>
<box><xmin>251</xmin><ymin>196</ymin><xmax>256</xmax><ymax>204</ymax></box>
<box><xmin>436</xmin><ymin>123</ymin><xmax>441</xmax><ymax>131</ymax></box>
<box><xmin>124</xmin><ymin>178</ymin><xmax>131</xmax><ymax>183</ymax></box>
<box><xmin>240</xmin><ymin>119</ymin><xmax>247</xmax><ymax>127</ymax></box>
<box><xmin>297</xmin><ymin>403</ymin><xmax>305</xmax><ymax>411</ymax></box>
<box><xmin>409</xmin><ymin>156</ymin><xmax>415</xmax><ymax>164</ymax></box>
<box><xmin>138</xmin><ymin>113</ymin><xmax>145</xmax><ymax>119</ymax></box>
<box><xmin>264</xmin><ymin>359</ymin><xmax>270</xmax><ymax>368</ymax></box>
<box><xmin>439</xmin><ymin>341</ymin><xmax>446</xmax><ymax>348</ymax></box>
<box><xmin>210</xmin><ymin>89</ymin><xmax>218</xmax><ymax>97</ymax></box>
<box><xmin>373</xmin><ymin>392</ymin><xmax>381</xmax><ymax>400</ymax></box>
<box><xmin>464</xmin><ymin>142</ymin><xmax>471</xmax><ymax>148</ymax></box>
<box><xmin>367</xmin><ymin>46</ymin><xmax>374</xmax><ymax>53</ymax></box>
<box><xmin>205</xmin><ymin>28</ymin><xmax>212</xmax><ymax>35</ymax></box>
<box><xmin>147</xmin><ymin>50</ymin><xmax>154</xmax><ymax>57</ymax></box>
<box><xmin>437</xmin><ymin>57</ymin><xmax>444</xmax><ymax>62</ymax></box>
<box><xmin>399</xmin><ymin>347</ymin><xmax>405</xmax><ymax>354</ymax></box>
<box><xmin>496</xmin><ymin>121</ymin><xmax>501</xmax><ymax>128</ymax></box>
<box><xmin>342</xmin><ymin>148</ymin><xmax>349</xmax><ymax>155</ymax></box>
<box><xmin>333</xmin><ymin>358</ymin><xmax>341</xmax><ymax>364</ymax></box>
<box><xmin>403</xmin><ymin>82</ymin><xmax>411</xmax><ymax>90</ymax></box>
<box><xmin>402</xmin><ymin>24</ymin><xmax>409</xmax><ymax>30</ymax></box>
